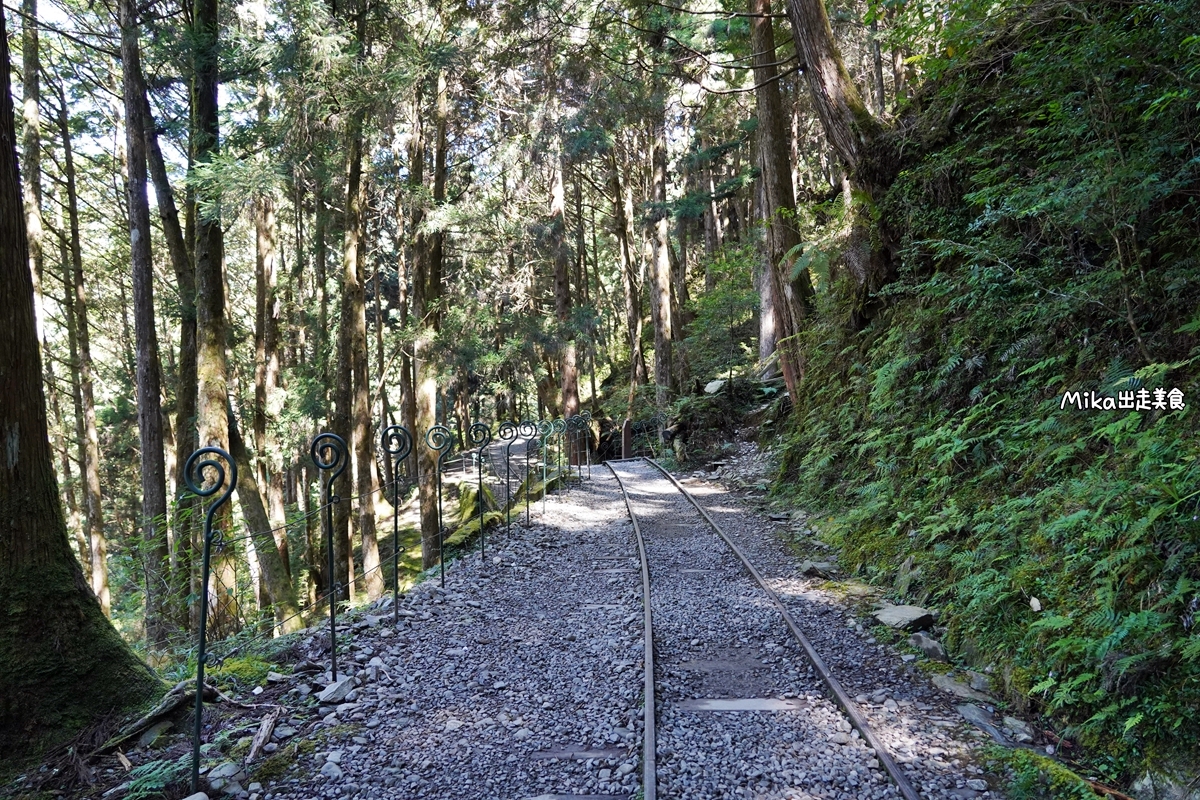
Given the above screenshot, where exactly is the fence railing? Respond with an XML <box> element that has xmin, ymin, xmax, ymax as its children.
<box><xmin>182</xmin><ymin>413</ymin><xmax>595</xmax><ymax>793</ymax></box>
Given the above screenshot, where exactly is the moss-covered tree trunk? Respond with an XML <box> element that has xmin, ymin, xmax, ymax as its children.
<box><xmin>143</xmin><ymin>88</ymin><xmax>197</xmax><ymax>632</ymax></box>
<box><xmin>1</xmin><ymin>16</ymin><xmax>163</xmax><ymax>763</ymax></box>
<box><xmin>752</xmin><ymin>0</ymin><xmax>814</xmax><ymax>396</ymax></box>
<box><xmin>412</xmin><ymin>77</ymin><xmax>447</xmax><ymax>571</ymax></box>
<box><xmin>191</xmin><ymin>0</ymin><xmax>241</xmax><ymax>635</ymax></box>
<box><xmin>118</xmin><ymin>0</ymin><xmax>171</xmax><ymax>650</ymax></box>
<box><xmin>227</xmin><ymin>406</ymin><xmax>303</xmax><ymax>632</ymax></box>
<box><xmin>784</xmin><ymin>0</ymin><xmax>892</xmax><ymax>297</ymax></box>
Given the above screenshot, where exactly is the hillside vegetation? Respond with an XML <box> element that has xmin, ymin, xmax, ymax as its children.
<box><xmin>777</xmin><ymin>0</ymin><xmax>1199</xmax><ymax>782</ymax></box>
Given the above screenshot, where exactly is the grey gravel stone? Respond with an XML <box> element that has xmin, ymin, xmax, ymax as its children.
<box><xmin>316</xmin><ymin>676</ymin><xmax>355</xmax><ymax>704</ymax></box>
<box><xmin>873</xmin><ymin>604</ymin><xmax>936</xmax><ymax>631</ymax></box>
<box><xmin>910</xmin><ymin>631</ymin><xmax>948</xmax><ymax>661</ymax></box>
<box><xmin>935</xmin><ymin>674</ymin><xmax>993</xmax><ymax>702</ymax></box>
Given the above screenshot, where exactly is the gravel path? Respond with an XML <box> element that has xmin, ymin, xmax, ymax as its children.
<box><xmin>660</xmin><ymin>461</ymin><xmax>1006</xmax><ymax>800</ymax></box>
<box><xmin>188</xmin><ymin>457</ymin><xmax>1003</xmax><ymax>800</ymax></box>
<box><xmin>258</xmin><ymin>476</ymin><xmax>645</xmax><ymax>800</ymax></box>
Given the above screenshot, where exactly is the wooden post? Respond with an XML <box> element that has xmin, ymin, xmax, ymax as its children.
<box><xmin>622</xmin><ymin>418</ymin><xmax>633</xmax><ymax>459</ymax></box>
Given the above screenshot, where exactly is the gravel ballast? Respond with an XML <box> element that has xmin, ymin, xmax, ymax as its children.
<box><xmin>665</xmin><ymin>450</ymin><xmax>1007</xmax><ymax>800</ymax></box>
<box><xmin>169</xmin><ymin>456</ymin><xmax>1005</xmax><ymax>800</ymax></box>
<box><xmin>258</xmin><ymin>476</ymin><xmax>645</xmax><ymax>800</ymax></box>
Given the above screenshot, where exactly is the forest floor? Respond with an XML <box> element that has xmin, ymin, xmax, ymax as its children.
<box><xmin>24</xmin><ymin>448</ymin><xmax>1029</xmax><ymax>800</ymax></box>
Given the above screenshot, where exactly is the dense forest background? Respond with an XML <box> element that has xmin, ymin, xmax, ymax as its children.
<box><xmin>2</xmin><ymin>0</ymin><xmax>1198</xmax><ymax>791</ymax></box>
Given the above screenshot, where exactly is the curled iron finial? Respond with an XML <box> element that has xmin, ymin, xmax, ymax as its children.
<box><xmin>468</xmin><ymin>422</ymin><xmax>492</xmax><ymax>450</ymax></box>
<box><xmin>518</xmin><ymin>419</ymin><xmax>538</xmax><ymax>438</ymax></box>
<box><xmin>381</xmin><ymin>425</ymin><xmax>413</xmax><ymax>461</ymax></box>
<box><xmin>498</xmin><ymin>421</ymin><xmax>518</xmax><ymax>443</ymax></box>
<box><xmin>581</xmin><ymin>410</ymin><xmax>592</xmax><ymax>423</ymax></box>
<box><xmin>183</xmin><ymin>447</ymin><xmax>237</xmax><ymax>538</ymax></box>
<box><xmin>568</xmin><ymin>414</ymin><xmax>584</xmax><ymax>431</ymax></box>
<box><xmin>536</xmin><ymin>419</ymin><xmax>552</xmax><ymax>437</ymax></box>
<box><xmin>184</xmin><ymin>445</ymin><xmax>238</xmax><ymax>796</ymax></box>
<box><xmin>552</xmin><ymin>417</ymin><xmax>567</xmax><ymax>434</ymax></box>
<box><xmin>310</xmin><ymin>432</ymin><xmax>348</xmax><ymax>489</ymax></box>
<box><xmin>426</xmin><ymin>424</ymin><xmax>453</xmax><ymax>468</ymax></box>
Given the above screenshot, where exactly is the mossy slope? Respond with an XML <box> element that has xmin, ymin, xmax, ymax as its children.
<box><xmin>778</xmin><ymin>0</ymin><xmax>1199</xmax><ymax>781</ymax></box>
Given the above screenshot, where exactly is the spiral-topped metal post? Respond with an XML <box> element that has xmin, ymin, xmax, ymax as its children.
<box><xmin>519</xmin><ymin>420</ymin><xmax>537</xmax><ymax>525</ymax></box>
<box><xmin>311</xmin><ymin>432</ymin><xmax>348</xmax><ymax>679</ymax></box>
<box><xmin>468</xmin><ymin>422</ymin><xmax>492</xmax><ymax>558</ymax></box>
<box><xmin>497</xmin><ymin>422</ymin><xmax>518</xmax><ymax>535</ymax></box>
<box><xmin>537</xmin><ymin>420</ymin><xmax>552</xmax><ymax>515</ymax></box>
<box><xmin>183</xmin><ymin>447</ymin><xmax>237</xmax><ymax>794</ymax></box>
<box><xmin>582</xmin><ymin>410</ymin><xmax>593</xmax><ymax>479</ymax></box>
<box><xmin>425</xmin><ymin>424</ymin><xmax>453</xmax><ymax>586</ymax></box>
<box><xmin>381</xmin><ymin>425</ymin><xmax>413</xmax><ymax>624</ymax></box>
<box><xmin>552</xmin><ymin>417</ymin><xmax>567</xmax><ymax>494</ymax></box>
<box><xmin>567</xmin><ymin>414</ymin><xmax>584</xmax><ymax>490</ymax></box>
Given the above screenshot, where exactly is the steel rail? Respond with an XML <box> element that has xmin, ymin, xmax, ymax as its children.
<box><xmin>639</xmin><ymin>457</ymin><xmax>922</xmax><ymax>800</ymax></box>
<box><xmin>604</xmin><ymin>463</ymin><xmax>657</xmax><ymax>800</ymax></box>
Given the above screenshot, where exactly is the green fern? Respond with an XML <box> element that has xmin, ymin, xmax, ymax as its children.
<box><xmin>126</xmin><ymin>754</ymin><xmax>190</xmax><ymax>800</ymax></box>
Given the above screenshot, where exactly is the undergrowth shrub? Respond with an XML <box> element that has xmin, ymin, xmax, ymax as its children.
<box><xmin>778</xmin><ymin>0</ymin><xmax>1200</xmax><ymax>780</ymax></box>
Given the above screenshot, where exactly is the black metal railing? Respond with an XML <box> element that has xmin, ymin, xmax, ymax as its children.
<box><xmin>180</xmin><ymin>411</ymin><xmax>596</xmax><ymax>792</ymax></box>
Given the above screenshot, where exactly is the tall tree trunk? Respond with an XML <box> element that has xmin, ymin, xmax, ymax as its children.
<box><xmin>1</xmin><ymin>17</ymin><xmax>163</xmax><ymax>759</ymax></box>
<box><xmin>869</xmin><ymin>17</ymin><xmax>886</xmax><ymax>114</ymax></box>
<box><xmin>55</xmin><ymin>198</ymin><xmax>90</xmax><ymax>577</ymax></box>
<box><xmin>191</xmin><ymin>0</ymin><xmax>237</xmax><ymax>635</ymax></box>
<box><xmin>704</xmin><ymin>138</ymin><xmax>724</xmax><ymax>275</ymax></box>
<box><xmin>56</xmin><ymin>93</ymin><xmax>108</xmax><ymax>616</ymax></box>
<box><xmin>315</xmin><ymin>190</ymin><xmax>329</xmax><ymax>367</ymax></box>
<box><xmin>333</xmin><ymin>31</ymin><xmax>378</xmax><ymax>598</ymax></box>
<box><xmin>784</xmin><ymin>0</ymin><xmax>888</xmax><ymax>293</ymax></box>
<box><xmin>396</xmin><ymin>195</ymin><xmax>417</xmax><ymax>479</ymax></box>
<box><xmin>757</xmin><ymin>204</ymin><xmax>777</xmax><ymax>362</ymax></box>
<box><xmin>21</xmin><ymin>0</ymin><xmax>44</xmax><ymax>343</ymax></box>
<box><xmin>251</xmin><ymin>14</ymin><xmax>288</xmax><ymax>585</ymax></box>
<box><xmin>192</xmin><ymin>0</ymin><xmax>226</xmax><ymax>453</ymax></box>
<box><xmin>310</xmin><ymin>186</ymin><xmax>332</xmax><ymax>600</ymax></box>
<box><xmin>609</xmin><ymin>148</ymin><xmax>646</xmax><ymax>414</ymax></box>
<box><xmin>254</xmin><ymin>180</ymin><xmax>289</xmax><ymax>569</ymax></box>
<box><xmin>375</xmin><ymin>261</ymin><xmax>393</xmax><ymax>488</ymax></box>
<box><xmin>141</xmin><ymin>78</ymin><xmax>196</xmax><ymax>631</ymax></box>
<box><xmin>347</xmin><ymin>126</ymin><xmax>382</xmax><ymax>600</ymax></box>
<box><xmin>648</xmin><ymin>110</ymin><xmax>673</xmax><ymax>410</ymax></box>
<box><xmin>301</xmin><ymin>463</ymin><xmax>322</xmax><ymax>605</ymax></box>
<box><xmin>119</xmin><ymin>0</ymin><xmax>170</xmax><ymax>650</ymax></box>
<box><xmin>413</xmin><ymin>78</ymin><xmax>446</xmax><ymax>570</ymax></box>
<box><xmin>227</xmin><ymin>406</ymin><xmax>303</xmax><ymax>632</ymax></box>
<box><xmin>674</xmin><ymin>210</ymin><xmax>691</xmax><ymax>327</ymax></box>
<box><xmin>753</xmin><ymin>0</ymin><xmax>814</xmax><ymax>397</ymax></box>
<box><xmin>550</xmin><ymin>135</ymin><xmax>579</xmax><ymax>447</ymax></box>
<box><xmin>333</xmin><ymin>213</ymin><xmax>354</xmax><ymax>602</ymax></box>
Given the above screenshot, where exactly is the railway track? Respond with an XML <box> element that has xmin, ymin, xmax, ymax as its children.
<box><xmin>607</xmin><ymin>457</ymin><xmax>922</xmax><ymax>800</ymax></box>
